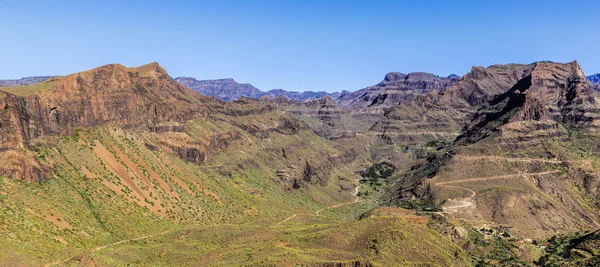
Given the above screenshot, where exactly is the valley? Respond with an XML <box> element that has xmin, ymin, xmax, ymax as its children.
<box><xmin>2</xmin><ymin>60</ymin><xmax>600</xmax><ymax>266</ymax></box>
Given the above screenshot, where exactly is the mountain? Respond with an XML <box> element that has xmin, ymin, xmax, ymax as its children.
<box><xmin>336</xmin><ymin>72</ymin><xmax>459</xmax><ymax>109</ymax></box>
<box><xmin>0</xmin><ymin>76</ymin><xmax>54</xmax><ymax>86</ymax></box>
<box><xmin>386</xmin><ymin>61</ymin><xmax>600</xmax><ymax>239</ymax></box>
<box><xmin>175</xmin><ymin>76</ymin><xmax>339</xmax><ymax>102</ymax></box>
<box><xmin>174</xmin><ymin>77</ymin><xmax>264</xmax><ymax>101</ymax></box>
<box><xmin>371</xmin><ymin>64</ymin><xmax>533</xmax><ymax>145</ymax></box>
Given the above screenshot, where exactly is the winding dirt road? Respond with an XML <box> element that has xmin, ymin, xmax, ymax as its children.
<box><xmin>435</xmin><ymin>170</ymin><xmax>561</xmax><ymax>212</ymax></box>
<box><xmin>44</xmin><ymin>231</ymin><xmax>169</xmax><ymax>267</ymax></box>
<box><xmin>279</xmin><ymin>179</ymin><xmax>362</xmax><ymax>223</ymax></box>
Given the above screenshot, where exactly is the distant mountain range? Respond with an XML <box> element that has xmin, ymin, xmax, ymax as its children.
<box><xmin>587</xmin><ymin>73</ymin><xmax>600</xmax><ymax>84</ymax></box>
<box><xmin>0</xmin><ymin>76</ymin><xmax>55</xmax><ymax>86</ymax></box>
<box><xmin>174</xmin><ymin>77</ymin><xmax>341</xmax><ymax>102</ymax></box>
<box><xmin>588</xmin><ymin>74</ymin><xmax>600</xmax><ymax>91</ymax></box>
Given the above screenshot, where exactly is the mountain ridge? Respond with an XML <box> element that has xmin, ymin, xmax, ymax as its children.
<box><xmin>175</xmin><ymin>76</ymin><xmax>341</xmax><ymax>102</ymax></box>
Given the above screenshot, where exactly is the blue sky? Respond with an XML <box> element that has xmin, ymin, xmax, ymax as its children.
<box><xmin>1</xmin><ymin>0</ymin><xmax>599</xmax><ymax>92</ymax></box>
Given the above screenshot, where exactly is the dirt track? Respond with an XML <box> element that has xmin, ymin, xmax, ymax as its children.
<box><xmin>280</xmin><ymin>179</ymin><xmax>362</xmax><ymax>223</ymax></box>
<box><xmin>435</xmin><ymin>170</ymin><xmax>560</xmax><ymax>212</ymax></box>
<box><xmin>44</xmin><ymin>231</ymin><xmax>169</xmax><ymax>267</ymax></box>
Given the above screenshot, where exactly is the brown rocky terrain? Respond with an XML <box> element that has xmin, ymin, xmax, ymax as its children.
<box><xmin>0</xmin><ymin>63</ymin><xmax>221</xmax><ymax>181</ymax></box>
<box><xmin>371</xmin><ymin>64</ymin><xmax>534</xmax><ymax>145</ymax></box>
<box><xmin>386</xmin><ymin>61</ymin><xmax>600</xmax><ymax>239</ymax></box>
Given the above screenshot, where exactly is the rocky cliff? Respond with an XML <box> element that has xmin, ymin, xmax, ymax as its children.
<box><xmin>0</xmin><ymin>63</ymin><xmax>220</xmax><ymax>150</ymax></box>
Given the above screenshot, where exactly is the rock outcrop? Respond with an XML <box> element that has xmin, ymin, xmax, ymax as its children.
<box><xmin>0</xmin><ymin>63</ymin><xmax>218</xmax><ymax>150</ymax></box>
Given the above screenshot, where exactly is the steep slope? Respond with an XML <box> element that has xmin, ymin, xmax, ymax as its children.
<box><xmin>386</xmin><ymin>61</ymin><xmax>600</xmax><ymax>239</ymax></box>
<box><xmin>0</xmin><ymin>76</ymin><xmax>54</xmax><ymax>86</ymax></box>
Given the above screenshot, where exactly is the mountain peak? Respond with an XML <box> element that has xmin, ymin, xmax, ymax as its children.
<box><xmin>131</xmin><ymin>62</ymin><xmax>168</xmax><ymax>78</ymax></box>
<box><xmin>384</xmin><ymin>72</ymin><xmax>407</xmax><ymax>81</ymax></box>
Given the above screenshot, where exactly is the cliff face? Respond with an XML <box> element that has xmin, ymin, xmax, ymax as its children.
<box><xmin>0</xmin><ymin>63</ymin><xmax>229</xmax><ymax>181</ymax></box>
<box><xmin>0</xmin><ymin>63</ymin><xmax>218</xmax><ymax>151</ymax></box>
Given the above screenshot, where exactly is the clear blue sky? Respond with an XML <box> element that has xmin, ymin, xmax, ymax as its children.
<box><xmin>2</xmin><ymin>0</ymin><xmax>599</xmax><ymax>92</ymax></box>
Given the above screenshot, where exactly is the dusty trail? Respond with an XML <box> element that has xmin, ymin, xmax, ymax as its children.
<box><xmin>279</xmin><ymin>179</ymin><xmax>362</xmax><ymax>223</ymax></box>
<box><xmin>44</xmin><ymin>231</ymin><xmax>169</xmax><ymax>267</ymax></box>
<box><xmin>436</xmin><ymin>170</ymin><xmax>560</xmax><ymax>186</ymax></box>
<box><xmin>455</xmin><ymin>155</ymin><xmax>592</xmax><ymax>167</ymax></box>
<box><xmin>435</xmin><ymin>170</ymin><xmax>560</xmax><ymax>212</ymax></box>
<box><xmin>455</xmin><ymin>155</ymin><xmax>567</xmax><ymax>163</ymax></box>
